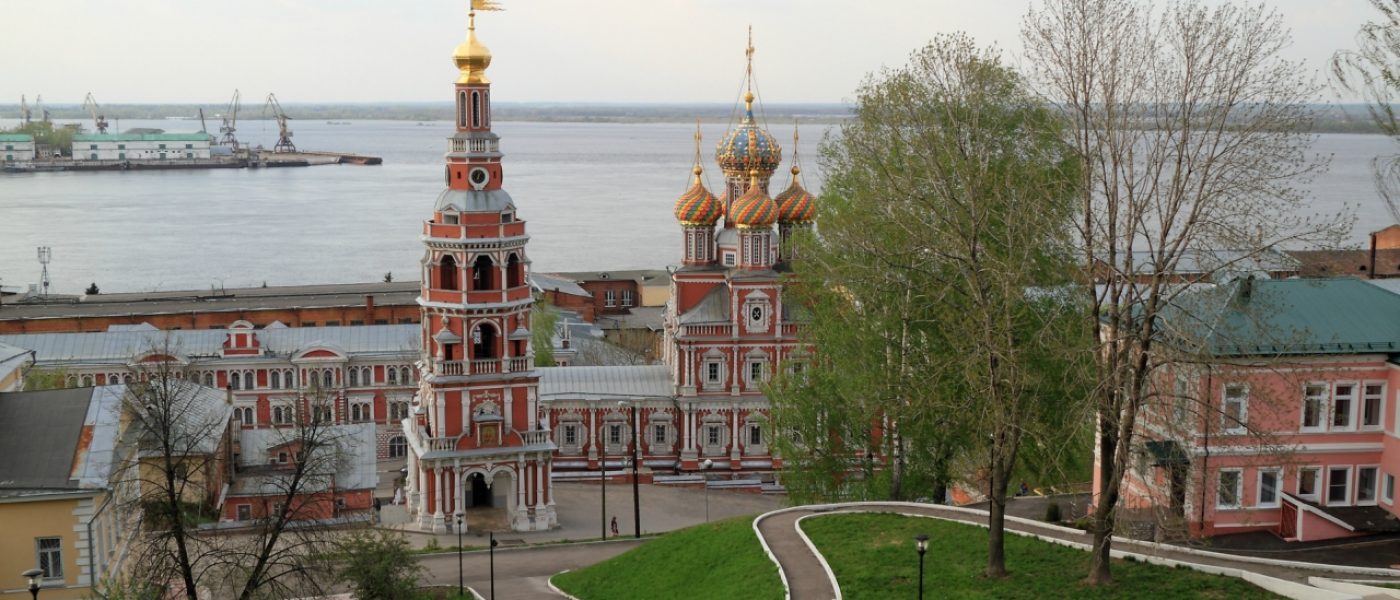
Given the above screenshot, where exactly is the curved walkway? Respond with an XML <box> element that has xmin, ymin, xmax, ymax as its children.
<box><xmin>753</xmin><ymin>501</ymin><xmax>1400</xmax><ymax>600</ymax></box>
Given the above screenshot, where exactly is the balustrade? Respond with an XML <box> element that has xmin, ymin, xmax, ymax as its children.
<box><xmin>520</xmin><ymin>430</ymin><xmax>551</xmax><ymax>446</ymax></box>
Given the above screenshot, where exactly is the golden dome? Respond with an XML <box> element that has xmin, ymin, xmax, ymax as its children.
<box><xmin>453</xmin><ymin>12</ymin><xmax>492</xmax><ymax>85</ymax></box>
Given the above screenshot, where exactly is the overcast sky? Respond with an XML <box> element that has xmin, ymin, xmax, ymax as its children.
<box><xmin>0</xmin><ymin>0</ymin><xmax>1379</xmax><ymax>105</ymax></box>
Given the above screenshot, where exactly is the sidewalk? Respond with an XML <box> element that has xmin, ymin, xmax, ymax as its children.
<box><xmin>384</xmin><ymin>481</ymin><xmax>783</xmax><ymax>549</ymax></box>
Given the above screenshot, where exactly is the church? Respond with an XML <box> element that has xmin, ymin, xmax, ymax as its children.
<box><xmin>401</xmin><ymin>7</ymin><xmax>816</xmax><ymax>532</ymax></box>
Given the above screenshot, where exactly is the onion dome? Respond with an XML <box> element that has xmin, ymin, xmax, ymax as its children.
<box><xmin>776</xmin><ymin>165</ymin><xmax>816</xmax><ymax>223</ymax></box>
<box><xmin>715</xmin><ymin>91</ymin><xmax>783</xmax><ymax>177</ymax></box>
<box><xmin>729</xmin><ymin>170</ymin><xmax>779</xmax><ymax>228</ymax></box>
<box><xmin>453</xmin><ymin>10</ymin><xmax>493</xmax><ymax>84</ymax></box>
<box><xmin>674</xmin><ymin>165</ymin><xmax>723</xmax><ymax>226</ymax></box>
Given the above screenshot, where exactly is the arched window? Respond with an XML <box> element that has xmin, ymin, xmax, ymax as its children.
<box><xmin>123</xmin><ymin>374</ymin><xmax>134</xmax><ymax>384</ymax></box>
<box><xmin>271</xmin><ymin>371</ymin><xmax>281</xmax><ymax>389</ymax></box>
<box><xmin>244</xmin><ymin>371</ymin><xmax>255</xmax><ymax>390</ymax></box>
<box><xmin>472</xmin><ymin>324</ymin><xmax>497</xmax><ymax>359</ymax></box>
<box><xmin>458</xmin><ymin>91</ymin><xmax>467</xmax><ymax>128</ymax></box>
<box><xmin>439</xmin><ymin>254</ymin><xmax>459</xmax><ymax>290</ymax></box>
<box><xmin>387</xmin><ymin>367</ymin><xmax>399</xmax><ymax>385</ymax></box>
<box><xmin>231</xmin><ymin>372</ymin><xmax>241</xmax><ymax>390</ymax></box>
<box><xmin>471</xmin><ymin>91</ymin><xmax>481</xmax><ymax>128</ymax></box>
<box><xmin>401</xmin><ymin>367</ymin><xmax>412</xmax><ymax>384</ymax></box>
<box><xmin>388</xmin><ymin>435</ymin><xmax>408</xmax><ymax>458</ymax></box>
<box><xmin>322</xmin><ymin>370</ymin><xmax>334</xmax><ymax>389</ymax></box>
<box><xmin>471</xmin><ymin>255</ymin><xmax>495</xmax><ymax>291</ymax></box>
<box><xmin>506</xmin><ymin>253</ymin><xmax>522</xmax><ymax>288</ymax></box>
<box><xmin>204</xmin><ymin>372</ymin><xmax>214</xmax><ymax>387</ymax></box>
<box><xmin>349</xmin><ymin>368</ymin><xmax>359</xmax><ymax>388</ymax></box>
<box><xmin>362</xmin><ymin>367</ymin><xmax>373</xmax><ymax>385</ymax></box>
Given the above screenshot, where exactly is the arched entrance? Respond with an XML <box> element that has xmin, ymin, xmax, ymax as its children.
<box><xmin>470</xmin><ymin>472</ymin><xmax>492</xmax><ymax>507</ymax></box>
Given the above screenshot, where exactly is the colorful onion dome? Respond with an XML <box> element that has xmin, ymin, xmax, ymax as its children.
<box><xmin>674</xmin><ymin>165</ymin><xmax>723</xmax><ymax>226</ymax></box>
<box><xmin>715</xmin><ymin>91</ymin><xmax>783</xmax><ymax>177</ymax></box>
<box><xmin>729</xmin><ymin>170</ymin><xmax>779</xmax><ymax>229</ymax></box>
<box><xmin>453</xmin><ymin>10</ymin><xmax>493</xmax><ymax>84</ymax></box>
<box><xmin>776</xmin><ymin>165</ymin><xmax>816</xmax><ymax>223</ymax></box>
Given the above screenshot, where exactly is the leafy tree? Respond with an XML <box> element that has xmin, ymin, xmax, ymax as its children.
<box><xmin>384</xmin><ymin>271</ymin><xmax>394</xmax><ymax>283</ymax></box>
<box><xmin>86</xmin><ymin>282</ymin><xmax>100</xmax><ymax>295</ymax></box>
<box><xmin>335</xmin><ymin>530</ymin><xmax>425</xmax><ymax>600</ymax></box>
<box><xmin>533</xmin><ymin>297</ymin><xmax>558</xmax><ymax>367</ymax></box>
<box><xmin>1333</xmin><ymin>0</ymin><xmax>1400</xmax><ymax>222</ymax></box>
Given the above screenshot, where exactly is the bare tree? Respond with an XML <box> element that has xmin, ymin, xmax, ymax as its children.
<box><xmin>1333</xmin><ymin>0</ymin><xmax>1400</xmax><ymax>223</ymax></box>
<box><xmin>1022</xmin><ymin>0</ymin><xmax>1345</xmax><ymax>584</ymax></box>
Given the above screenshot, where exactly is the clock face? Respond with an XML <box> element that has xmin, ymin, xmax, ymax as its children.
<box><xmin>469</xmin><ymin>167</ymin><xmax>490</xmax><ymax>189</ymax></box>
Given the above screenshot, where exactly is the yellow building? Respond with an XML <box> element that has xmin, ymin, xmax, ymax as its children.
<box><xmin>0</xmin><ymin>342</ymin><xmax>32</xmax><ymax>392</ymax></box>
<box><xmin>0</xmin><ymin>386</ymin><xmax>128</xmax><ymax>598</ymax></box>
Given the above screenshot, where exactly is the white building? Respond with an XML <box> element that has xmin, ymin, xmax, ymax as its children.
<box><xmin>72</xmin><ymin>133</ymin><xmax>212</xmax><ymax>161</ymax></box>
<box><xmin>0</xmin><ymin>134</ymin><xmax>35</xmax><ymax>163</ymax></box>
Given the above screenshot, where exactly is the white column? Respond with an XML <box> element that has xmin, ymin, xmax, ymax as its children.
<box><xmin>436</xmin><ymin>467</ymin><xmax>445</xmax><ymax>515</ymax></box>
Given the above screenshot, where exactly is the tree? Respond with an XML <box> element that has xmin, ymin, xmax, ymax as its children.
<box><xmin>1022</xmin><ymin>0</ymin><xmax>1345</xmax><ymax>584</ymax></box>
<box><xmin>1333</xmin><ymin>0</ymin><xmax>1400</xmax><ymax>222</ymax></box>
<box><xmin>384</xmin><ymin>271</ymin><xmax>394</xmax><ymax>283</ymax></box>
<box><xmin>86</xmin><ymin>282</ymin><xmax>100</xmax><ymax>295</ymax></box>
<box><xmin>533</xmin><ymin>297</ymin><xmax>558</xmax><ymax>367</ymax></box>
<box><xmin>335</xmin><ymin>529</ymin><xmax>425</xmax><ymax>600</ymax></box>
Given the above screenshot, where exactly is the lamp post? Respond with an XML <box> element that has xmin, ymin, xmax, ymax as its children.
<box><xmin>489</xmin><ymin>531</ymin><xmax>499</xmax><ymax>600</ymax></box>
<box><xmin>454</xmin><ymin>510</ymin><xmax>465</xmax><ymax>598</ymax></box>
<box><xmin>618</xmin><ymin>400</ymin><xmax>641</xmax><ymax>539</ymax></box>
<box><xmin>600</xmin><ymin>442</ymin><xmax>607</xmax><ymax>540</ymax></box>
<box><xmin>22</xmin><ymin>568</ymin><xmax>43</xmax><ymax>600</ymax></box>
<box><xmin>914</xmin><ymin>534</ymin><xmax>929</xmax><ymax>600</ymax></box>
<box><xmin>702</xmin><ymin>458</ymin><xmax>713</xmax><ymax>522</ymax></box>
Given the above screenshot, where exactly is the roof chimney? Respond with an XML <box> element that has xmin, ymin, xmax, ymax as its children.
<box><xmin>225</xmin><ymin>384</ymin><xmax>234</xmax><ymax>405</ymax></box>
<box><xmin>1370</xmin><ymin>231</ymin><xmax>1378</xmax><ymax>280</ymax></box>
<box><xmin>365</xmin><ymin>294</ymin><xmax>376</xmax><ymax>321</ymax></box>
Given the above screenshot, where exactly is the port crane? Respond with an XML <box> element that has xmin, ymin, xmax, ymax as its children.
<box><xmin>34</xmin><ymin>95</ymin><xmax>50</xmax><ymax>124</ymax></box>
<box><xmin>198</xmin><ymin>108</ymin><xmax>208</xmax><ymax>134</ymax></box>
<box><xmin>261</xmin><ymin>93</ymin><xmax>296</xmax><ymax>153</ymax></box>
<box><xmin>217</xmin><ymin>89</ymin><xmax>241</xmax><ymax>150</ymax></box>
<box><xmin>82</xmin><ymin>93</ymin><xmax>109</xmax><ymax>134</ymax></box>
<box><xmin>19</xmin><ymin>95</ymin><xmax>30</xmax><ymax>124</ymax></box>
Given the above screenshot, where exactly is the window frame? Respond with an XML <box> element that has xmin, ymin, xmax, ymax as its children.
<box><xmin>1385</xmin><ymin>472</ymin><xmax>1395</xmax><ymax>506</ymax></box>
<box><xmin>1300</xmin><ymin>382</ymin><xmax>1328</xmax><ymax>432</ymax></box>
<box><xmin>1216</xmin><ymin>468</ymin><xmax>1243</xmax><ymax>510</ymax></box>
<box><xmin>1327</xmin><ymin>466</ymin><xmax>1353</xmax><ymax>506</ymax></box>
<box><xmin>1220</xmin><ymin>383</ymin><xmax>1248</xmax><ymax>434</ymax></box>
<box><xmin>1297</xmin><ymin>465</ymin><xmax>1322</xmax><ymax>500</ymax></box>
<box><xmin>36</xmin><ymin>536</ymin><xmax>63</xmax><ymax>579</ymax></box>
<box><xmin>604</xmin><ymin>289</ymin><xmax>616</xmax><ymax>308</ymax></box>
<box><xmin>1256</xmin><ymin>467</ymin><xmax>1281</xmax><ymax>509</ymax></box>
<box><xmin>1332</xmin><ymin>382</ymin><xmax>1359</xmax><ymax>431</ymax></box>
<box><xmin>1362</xmin><ymin>382</ymin><xmax>1385</xmax><ymax>430</ymax></box>
<box><xmin>1357</xmin><ymin>465</ymin><xmax>1380</xmax><ymax>506</ymax></box>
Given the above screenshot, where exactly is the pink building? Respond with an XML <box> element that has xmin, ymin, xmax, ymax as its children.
<box><xmin>1114</xmin><ymin>277</ymin><xmax>1400</xmax><ymax>541</ymax></box>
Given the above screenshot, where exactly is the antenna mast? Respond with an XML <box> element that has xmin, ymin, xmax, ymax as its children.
<box><xmin>37</xmin><ymin>246</ymin><xmax>51</xmax><ymax>298</ymax></box>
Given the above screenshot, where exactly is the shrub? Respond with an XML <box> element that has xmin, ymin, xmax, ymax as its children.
<box><xmin>337</xmin><ymin>529</ymin><xmax>425</xmax><ymax>600</ymax></box>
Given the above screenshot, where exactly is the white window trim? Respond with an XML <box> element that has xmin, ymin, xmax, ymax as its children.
<box><xmin>604</xmin><ymin>289</ymin><xmax>616</xmax><ymax>308</ymax></box>
<box><xmin>1256</xmin><ymin>467</ymin><xmax>1282</xmax><ymax>509</ymax></box>
<box><xmin>1216</xmin><ymin>468</ymin><xmax>1243</xmax><ymax>510</ymax></box>
<box><xmin>1384</xmin><ymin>472</ymin><xmax>1395</xmax><ymax>506</ymax></box>
<box><xmin>1332</xmin><ymin>381</ymin><xmax>1360</xmax><ymax>432</ymax></box>
<box><xmin>1361</xmin><ymin>382</ymin><xmax>1386</xmax><ymax>431</ymax></box>
<box><xmin>1326</xmin><ymin>465</ymin><xmax>1353</xmax><ymax>507</ymax></box>
<box><xmin>1356</xmin><ymin>464</ymin><xmax>1381</xmax><ymax>506</ymax></box>
<box><xmin>1297</xmin><ymin>465</ymin><xmax>1323</xmax><ymax>501</ymax></box>
<box><xmin>704</xmin><ymin>361</ymin><xmax>724</xmax><ymax>386</ymax></box>
<box><xmin>1300</xmin><ymin>382</ymin><xmax>1329</xmax><ymax>433</ymax></box>
<box><xmin>1221</xmin><ymin>383</ymin><xmax>1248</xmax><ymax>435</ymax></box>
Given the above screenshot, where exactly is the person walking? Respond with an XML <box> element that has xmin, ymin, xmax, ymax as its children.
<box><xmin>610</xmin><ymin>516</ymin><xmax>619</xmax><ymax>536</ymax></box>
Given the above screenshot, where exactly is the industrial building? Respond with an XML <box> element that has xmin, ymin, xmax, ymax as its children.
<box><xmin>0</xmin><ymin>134</ymin><xmax>35</xmax><ymax>163</ymax></box>
<box><xmin>71</xmin><ymin>133</ymin><xmax>212</xmax><ymax>161</ymax></box>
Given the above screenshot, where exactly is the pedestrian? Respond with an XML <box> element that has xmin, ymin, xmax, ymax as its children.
<box><xmin>1018</xmin><ymin>481</ymin><xmax>1030</xmax><ymax>497</ymax></box>
<box><xmin>611</xmin><ymin>515</ymin><xmax>619</xmax><ymax>536</ymax></box>
<box><xmin>373</xmin><ymin>497</ymin><xmax>382</xmax><ymax>523</ymax></box>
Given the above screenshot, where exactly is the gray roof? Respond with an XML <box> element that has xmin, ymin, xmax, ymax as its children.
<box><xmin>546</xmin><ymin>269</ymin><xmax>670</xmax><ymax>286</ymax></box>
<box><xmin>597</xmin><ymin>307</ymin><xmax>665</xmax><ymax>331</ymax></box>
<box><xmin>1123</xmin><ymin>249</ymin><xmax>1299</xmax><ymax>276</ymax></box>
<box><xmin>0</xmin><ymin>341</ymin><xmax>32</xmax><ymax>367</ymax></box>
<box><xmin>1368</xmin><ymin>278</ymin><xmax>1400</xmax><ymax>297</ymax></box>
<box><xmin>537</xmin><ymin>365</ymin><xmax>673</xmax><ymax>400</ymax></box>
<box><xmin>434</xmin><ymin>188</ymin><xmax>516</xmax><ymax>214</ymax></box>
<box><xmin>231</xmin><ymin>423</ymin><xmax>377</xmax><ymax>495</ymax></box>
<box><xmin>677</xmin><ymin>286</ymin><xmax>729</xmax><ymax>325</ymax></box>
<box><xmin>0</xmin><ymin>281</ymin><xmax>421</xmax><ymax>321</ymax></box>
<box><xmin>530</xmin><ymin>273</ymin><xmax>590</xmax><ymax>298</ymax></box>
<box><xmin>0</xmin><ymin>324</ymin><xmax>420</xmax><ymax>365</ymax></box>
<box><xmin>0</xmin><ymin>387</ymin><xmax>108</xmax><ymax>495</ymax></box>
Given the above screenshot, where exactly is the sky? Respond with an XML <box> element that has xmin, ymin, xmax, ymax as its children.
<box><xmin>0</xmin><ymin>0</ymin><xmax>1381</xmax><ymax>105</ymax></box>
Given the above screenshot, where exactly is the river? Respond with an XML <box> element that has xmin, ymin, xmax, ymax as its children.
<box><xmin>0</xmin><ymin>118</ymin><xmax>1393</xmax><ymax>294</ymax></box>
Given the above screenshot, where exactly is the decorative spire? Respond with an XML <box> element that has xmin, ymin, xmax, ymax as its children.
<box><xmin>674</xmin><ymin>121</ymin><xmax>722</xmax><ymax>226</ymax></box>
<box><xmin>692</xmin><ymin>119</ymin><xmax>704</xmax><ymax>181</ymax></box>
<box><xmin>454</xmin><ymin>1</ymin><xmax>503</xmax><ymax>85</ymax></box>
<box><xmin>776</xmin><ymin>122</ymin><xmax>816</xmax><ymax>224</ymax></box>
<box><xmin>744</xmin><ymin>26</ymin><xmax>756</xmax><ymax>115</ymax></box>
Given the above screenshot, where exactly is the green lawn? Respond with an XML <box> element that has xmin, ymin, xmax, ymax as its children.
<box><xmin>551</xmin><ymin>515</ymin><xmax>783</xmax><ymax>600</ymax></box>
<box><xmin>802</xmin><ymin>513</ymin><xmax>1279</xmax><ymax>599</ymax></box>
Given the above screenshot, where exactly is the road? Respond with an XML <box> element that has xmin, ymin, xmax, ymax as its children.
<box><xmin>415</xmin><ymin>539</ymin><xmax>645</xmax><ymax>599</ymax></box>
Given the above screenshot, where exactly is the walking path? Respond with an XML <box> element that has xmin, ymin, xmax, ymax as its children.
<box><xmin>753</xmin><ymin>501</ymin><xmax>1400</xmax><ymax>600</ymax></box>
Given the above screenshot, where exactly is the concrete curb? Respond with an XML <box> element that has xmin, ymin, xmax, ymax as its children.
<box><xmin>752</xmin><ymin>510</ymin><xmax>794</xmax><ymax>600</ymax></box>
<box><xmin>793</xmin><ymin>513</ymin><xmax>842</xmax><ymax>600</ymax></box>
<box><xmin>547</xmin><ymin>570</ymin><xmax>583</xmax><ymax>600</ymax></box>
<box><xmin>1310</xmin><ymin>577</ymin><xmax>1400</xmax><ymax>599</ymax></box>
<box><xmin>412</xmin><ymin>535</ymin><xmax>653</xmax><ymax>559</ymax></box>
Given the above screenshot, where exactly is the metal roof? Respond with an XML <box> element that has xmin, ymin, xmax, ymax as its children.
<box><xmin>0</xmin><ymin>134</ymin><xmax>34</xmax><ymax>142</ymax></box>
<box><xmin>231</xmin><ymin>423</ymin><xmax>377</xmax><ymax>495</ymax></box>
<box><xmin>1123</xmin><ymin>249</ymin><xmax>1299</xmax><ymax>275</ymax></box>
<box><xmin>530</xmin><ymin>273</ymin><xmax>590</xmax><ymax>298</ymax></box>
<box><xmin>545</xmin><ymin>269</ymin><xmax>670</xmax><ymax>286</ymax></box>
<box><xmin>537</xmin><ymin>365</ymin><xmax>673</xmax><ymax>400</ymax></box>
<box><xmin>1164</xmin><ymin>277</ymin><xmax>1400</xmax><ymax>356</ymax></box>
<box><xmin>0</xmin><ymin>387</ymin><xmax>106</xmax><ymax>495</ymax></box>
<box><xmin>0</xmin><ymin>324</ymin><xmax>420</xmax><ymax>365</ymax></box>
<box><xmin>0</xmin><ymin>281</ymin><xmax>421</xmax><ymax>321</ymax></box>
<box><xmin>72</xmin><ymin>133</ymin><xmax>211</xmax><ymax>142</ymax></box>
<box><xmin>434</xmin><ymin>188</ymin><xmax>515</xmax><ymax>214</ymax></box>
<box><xmin>677</xmin><ymin>286</ymin><xmax>729</xmax><ymax>325</ymax></box>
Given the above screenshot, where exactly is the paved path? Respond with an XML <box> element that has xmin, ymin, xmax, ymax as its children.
<box><xmin>754</xmin><ymin>502</ymin><xmax>1400</xmax><ymax>600</ymax></box>
<box><xmin>416</xmin><ymin>539</ymin><xmax>644</xmax><ymax>599</ymax></box>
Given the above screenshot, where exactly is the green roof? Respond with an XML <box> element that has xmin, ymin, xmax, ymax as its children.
<box><xmin>0</xmin><ymin>134</ymin><xmax>34</xmax><ymax>142</ymax></box>
<box><xmin>71</xmin><ymin>133</ymin><xmax>210</xmax><ymax>142</ymax></box>
<box><xmin>1163</xmin><ymin>277</ymin><xmax>1400</xmax><ymax>356</ymax></box>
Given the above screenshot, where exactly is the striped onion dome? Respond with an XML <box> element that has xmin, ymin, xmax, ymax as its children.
<box><xmin>715</xmin><ymin>91</ymin><xmax>783</xmax><ymax>177</ymax></box>
<box><xmin>775</xmin><ymin>165</ymin><xmax>815</xmax><ymax>223</ymax></box>
<box><xmin>674</xmin><ymin>166</ymin><xmax>723</xmax><ymax>226</ymax></box>
<box><xmin>729</xmin><ymin>170</ymin><xmax>779</xmax><ymax>228</ymax></box>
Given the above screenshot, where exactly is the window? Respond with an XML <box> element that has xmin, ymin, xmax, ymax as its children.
<box><xmin>1221</xmin><ymin>384</ymin><xmax>1246</xmax><ymax>433</ymax></box>
<box><xmin>749</xmin><ymin>424</ymin><xmax>762</xmax><ymax>446</ymax></box>
<box><xmin>231</xmin><ymin>372</ymin><xmax>241</xmax><ymax>390</ymax></box>
<box><xmin>1217</xmin><ymin>469</ymin><xmax>1241</xmax><ymax>509</ymax></box>
<box><xmin>185</xmin><ymin>143</ymin><xmax>193</xmax><ymax>149</ymax></box>
<box><xmin>1359</xmin><ymin>467</ymin><xmax>1379</xmax><ymax>505</ymax></box>
<box><xmin>707</xmin><ymin>425</ymin><xmax>721</xmax><ymax>446</ymax></box>
<box><xmin>1298</xmin><ymin>467</ymin><xmax>1320</xmax><ymax>499</ymax></box>
<box><xmin>271</xmin><ymin>371</ymin><xmax>281</xmax><ymax>389</ymax></box>
<box><xmin>278</xmin><ymin>452</ymin><xmax>289</xmax><ymax>464</ymax></box>
<box><xmin>564</xmin><ymin>425</ymin><xmax>579</xmax><ymax>446</ymax></box>
<box><xmin>622</xmin><ymin>289</ymin><xmax>633</xmax><ymax>307</ymax></box>
<box><xmin>604</xmin><ymin>290</ymin><xmax>616</xmax><ymax>307</ymax></box>
<box><xmin>237</xmin><ymin>504</ymin><xmax>251</xmax><ymax>521</ymax></box>
<box><xmin>401</xmin><ymin>367</ymin><xmax>412</xmax><ymax>384</ymax></box>
<box><xmin>653</xmin><ymin>424</ymin><xmax>667</xmax><ymax>445</ymax></box>
<box><xmin>90</xmin><ymin>144</ymin><xmax>98</xmax><ymax>150</ymax></box>
<box><xmin>609</xmin><ymin>424</ymin><xmax>622</xmax><ymax>445</ymax></box>
<box><xmin>723</xmin><ymin>253</ymin><xmax>736</xmax><ymax>266</ymax></box>
<box><xmin>90</xmin><ymin>153</ymin><xmax>97</xmax><ymax>160</ymax></box>
<box><xmin>322</xmin><ymin>370</ymin><xmax>333</xmax><ymax>389</ymax></box>
<box><xmin>117</xmin><ymin>144</ymin><xmax>125</xmax><ymax>150</ymax></box>
<box><xmin>1334</xmin><ymin>383</ymin><xmax>1357</xmax><ymax>430</ymax></box>
<box><xmin>273</xmin><ymin>405</ymin><xmax>293</xmax><ymax>424</ymax></box>
<box><xmin>204</xmin><ymin>373</ymin><xmax>214</xmax><ymax>387</ymax></box>
<box><xmin>749</xmin><ymin>361</ymin><xmax>765</xmax><ymax>384</ymax></box>
<box><xmin>118</xmin><ymin>152</ymin><xmax>125</xmax><ymax>159</ymax></box>
<box><xmin>185</xmin><ymin>153</ymin><xmax>192</xmax><ymax>159</ymax></box>
<box><xmin>1301</xmin><ymin>383</ymin><xmax>1327</xmax><ymax>431</ymax></box>
<box><xmin>158</xmin><ymin>143</ymin><xmax>166</xmax><ymax>149</ymax></box>
<box><xmin>388</xmin><ymin>436</ymin><xmax>408</xmax><ymax>458</ymax></box>
<box><xmin>1386</xmin><ymin>473</ymin><xmax>1395</xmax><ymax>505</ymax></box>
<box><xmin>705</xmin><ymin>362</ymin><xmax>722</xmax><ymax>385</ymax></box>
<box><xmin>1363</xmin><ymin>384</ymin><xmax>1384</xmax><ymax>429</ymax></box>
<box><xmin>349</xmin><ymin>368</ymin><xmax>359</xmax><ymax>387</ymax></box>
<box><xmin>1328</xmin><ymin>466</ymin><xmax>1352</xmax><ymax>505</ymax></box>
<box><xmin>1257</xmin><ymin>469</ymin><xmax>1280</xmax><ymax>508</ymax></box>
<box><xmin>37</xmin><ymin>537</ymin><xmax>63</xmax><ymax>578</ymax></box>
<box><xmin>387</xmin><ymin>367</ymin><xmax>399</xmax><ymax>385</ymax></box>
<box><xmin>314</xmin><ymin>405</ymin><xmax>333</xmax><ymax>423</ymax></box>
<box><xmin>351</xmin><ymin>403</ymin><xmax>370</xmax><ymax>422</ymax></box>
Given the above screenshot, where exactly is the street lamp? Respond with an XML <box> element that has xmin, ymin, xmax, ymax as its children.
<box><xmin>454</xmin><ymin>509</ymin><xmax>465</xmax><ymax>598</ymax></box>
<box><xmin>21</xmin><ymin>568</ymin><xmax>43</xmax><ymax>600</ymax></box>
<box><xmin>600</xmin><ymin>442</ymin><xmax>608</xmax><ymax>540</ymax></box>
<box><xmin>914</xmin><ymin>534</ymin><xmax>929</xmax><ymax>600</ymax></box>
<box><xmin>489</xmin><ymin>530</ymin><xmax>499</xmax><ymax>600</ymax></box>
<box><xmin>618</xmin><ymin>400</ymin><xmax>641</xmax><ymax>539</ymax></box>
<box><xmin>702</xmin><ymin>458</ymin><xmax>713</xmax><ymax>522</ymax></box>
